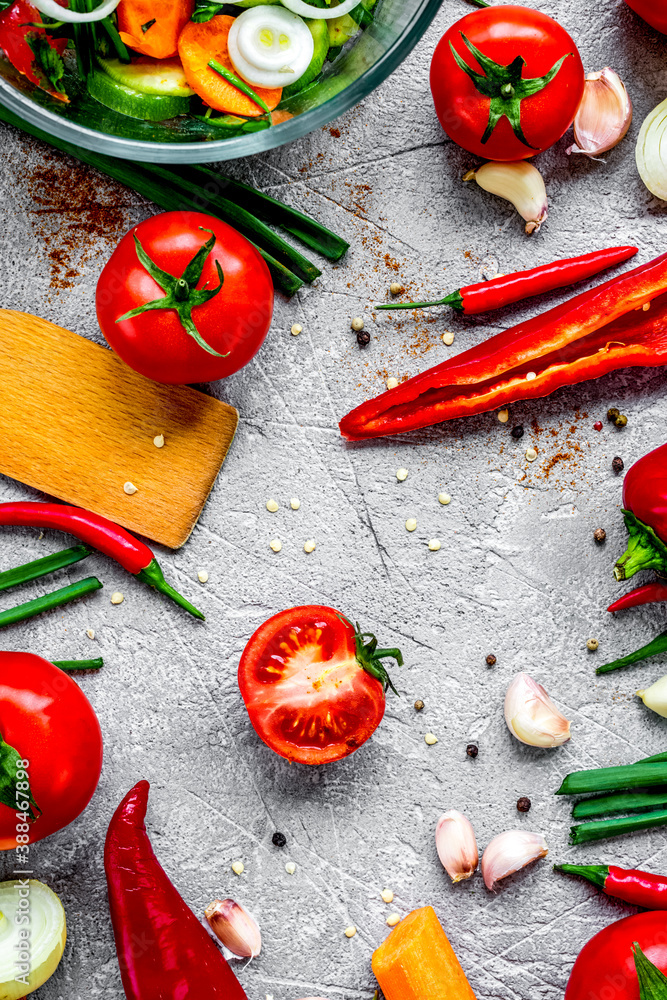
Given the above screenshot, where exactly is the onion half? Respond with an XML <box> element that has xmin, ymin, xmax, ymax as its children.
<box><xmin>228</xmin><ymin>6</ymin><xmax>314</xmax><ymax>89</ymax></box>
<box><xmin>636</xmin><ymin>97</ymin><xmax>667</xmax><ymax>200</ymax></box>
<box><xmin>0</xmin><ymin>880</ymin><xmax>66</xmax><ymax>1000</ymax></box>
<box><xmin>30</xmin><ymin>0</ymin><xmax>121</xmax><ymax>22</ymax></box>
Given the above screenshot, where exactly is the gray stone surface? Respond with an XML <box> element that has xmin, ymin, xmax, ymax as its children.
<box><xmin>2</xmin><ymin>0</ymin><xmax>667</xmax><ymax>997</ymax></box>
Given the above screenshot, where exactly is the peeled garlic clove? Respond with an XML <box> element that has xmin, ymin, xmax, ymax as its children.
<box><xmin>637</xmin><ymin>674</ymin><xmax>667</xmax><ymax>718</ymax></box>
<box><xmin>568</xmin><ymin>68</ymin><xmax>632</xmax><ymax>157</ymax></box>
<box><xmin>464</xmin><ymin>161</ymin><xmax>548</xmax><ymax>235</ymax></box>
<box><xmin>481</xmin><ymin>830</ymin><xmax>548</xmax><ymax>890</ymax></box>
<box><xmin>205</xmin><ymin>898</ymin><xmax>261</xmax><ymax>958</ymax></box>
<box><xmin>504</xmin><ymin>672</ymin><xmax>571</xmax><ymax>748</ymax></box>
<box><xmin>637</xmin><ymin>97</ymin><xmax>667</xmax><ymax>200</ymax></box>
<box><xmin>435</xmin><ymin>810</ymin><xmax>478</xmax><ymax>883</ymax></box>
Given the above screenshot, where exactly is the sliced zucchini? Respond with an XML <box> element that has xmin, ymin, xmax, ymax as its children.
<box><xmin>87</xmin><ymin>69</ymin><xmax>191</xmax><ymax>121</ymax></box>
<box><xmin>97</xmin><ymin>57</ymin><xmax>195</xmax><ymax>97</ymax></box>
<box><xmin>327</xmin><ymin>11</ymin><xmax>359</xmax><ymax>47</ymax></box>
<box><xmin>283</xmin><ymin>19</ymin><xmax>328</xmax><ymax>99</ymax></box>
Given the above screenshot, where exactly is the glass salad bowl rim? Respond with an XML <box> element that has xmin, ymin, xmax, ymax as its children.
<box><xmin>0</xmin><ymin>0</ymin><xmax>444</xmax><ymax>163</ymax></box>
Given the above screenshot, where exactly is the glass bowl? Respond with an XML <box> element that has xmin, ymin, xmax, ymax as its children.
<box><xmin>0</xmin><ymin>0</ymin><xmax>442</xmax><ymax>163</ymax></box>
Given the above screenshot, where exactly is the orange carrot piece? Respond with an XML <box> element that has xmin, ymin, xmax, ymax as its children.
<box><xmin>372</xmin><ymin>906</ymin><xmax>477</xmax><ymax>1000</ymax></box>
<box><xmin>117</xmin><ymin>0</ymin><xmax>194</xmax><ymax>60</ymax></box>
<box><xmin>178</xmin><ymin>16</ymin><xmax>282</xmax><ymax>117</ymax></box>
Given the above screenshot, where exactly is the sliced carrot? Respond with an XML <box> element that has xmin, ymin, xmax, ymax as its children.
<box><xmin>270</xmin><ymin>109</ymin><xmax>294</xmax><ymax>125</ymax></box>
<box><xmin>117</xmin><ymin>0</ymin><xmax>194</xmax><ymax>60</ymax></box>
<box><xmin>372</xmin><ymin>906</ymin><xmax>478</xmax><ymax>1000</ymax></box>
<box><xmin>178</xmin><ymin>16</ymin><xmax>282</xmax><ymax>117</ymax></box>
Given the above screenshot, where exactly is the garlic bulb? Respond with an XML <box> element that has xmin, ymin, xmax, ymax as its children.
<box><xmin>435</xmin><ymin>810</ymin><xmax>479</xmax><ymax>883</ymax></box>
<box><xmin>568</xmin><ymin>68</ymin><xmax>632</xmax><ymax>158</ymax></box>
<box><xmin>205</xmin><ymin>899</ymin><xmax>261</xmax><ymax>958</ymax></box>
<box><xmin>463</xmin><ymin>161</ymin><xmax>548</xmax><ymax>235</ymax></box>
<box><xmin>481</xmin><ymin>831</ymin><xmax>548</xmax><ymax>890</ymax></box>
<box><xmin>637</xmin><ymin>97</ymin><xmax>667</xmax><ymax>200</ymax></box>
<box><xmin>504</xmin><ymin>672</ymin><xmax>571</xmax><ymax>748</ymax></box>
<box><xmin>637</xmin><ymin>675</ymin><xmax>667</xmax><ymax>718</ymax></box>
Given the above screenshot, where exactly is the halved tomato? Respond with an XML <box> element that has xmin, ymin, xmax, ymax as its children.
<box><xmin>238</xmin><ymin>606</ymin><xmax>402</xmax><ymax>765</ymax></box>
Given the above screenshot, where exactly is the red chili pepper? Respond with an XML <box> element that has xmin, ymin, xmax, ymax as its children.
<box><xmin>340</xmin><ymin>252</ymin><xmax>667</xmax><ymax>441</ymax></box>
<box><xmin>564</xmin><ymin>910</ymin><xmax>667</xmax><ymax>1000</ymax></box>
<box><xmin>0</xmin><ymin>502</ymin><xmax>203</xmax><ymax>619</ymax></box>
<box><xmin>557</xmin><ymin>863</ymin><xmax>667</xmax><ymax>909</ymax></box>
<box><xmin>375</xmin><ymin>246</ymin><xmax>638</xmax><ymax>315</ymax></box>
<box><xmin>615</xmin><ymin>443</ymin><xmax>667</xmax><ymax>581</ymax></box>
<box><xmin>0</xmin><ymin>2</ymin><xmax>68</xmax><ymax>100</ymax></box>
<box><xmin>609</xmin><ymin>580</ymin><xmax>667</xmax><ymax>612</ymax></box>
<box><xmin>105</xmin><ymin>781</ymin><xmax>248</xmax><ymax>1000</ymax></box>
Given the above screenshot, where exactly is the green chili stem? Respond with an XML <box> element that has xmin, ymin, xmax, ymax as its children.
<box><xmin>557</xmin><ymin>761</ymin><xmax>667</xmax><ymax>796</ymax></box>
<box><xmin>597</xmin><ymin>630</ymin><xmax>667</xmax><ymax>674</ymax></box>
<box><xmin>208</xmin><ymin>59</ymin><xmax>271</xmax><ymax>116</ymax></box>
<box><xmin>0</xmin><ymin>545</ymin><xmax>91</xmax><ymax>593</ymax></box>
<box><xmin>0</xmin><ymin>577</ymin><xmax>103</xmax><ymax>630</ymax></box>
<box><xmin>52</xmin><ymin>658</ymin><xmax>104</xmax><ymax>671</ymax></box>
<box><xmin>570</xmin><ymin>809</ymin><xmax>667</xmax><ymax>844</ymax></box>
<box><xmin>573</xmin><ymin>789</ymin><xmax>667</xmax><ymax>819</ymax></box>
<box><xmin>376</xmin><ymin>291</ymin><xmax>463</xmax><ymax>311</ymax></box>
<box><xmin>554</xmin><ymin>863</ymin><xmax>609</xmax><ymax>889</ymax></box>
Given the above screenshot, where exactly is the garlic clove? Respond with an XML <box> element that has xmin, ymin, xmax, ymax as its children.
<box><xmin>481</xmin><ymin>830</ymin><xmax>548</xmax><ymax>890</ymax></box>
<box><xmin>568</xmin><ymin>68</ymin><xmax>632</xmax><ymax>158</ymax></box>
<box><xmin>435</xmin><ymin>810</ymin><xmax>479</xmax><ymax>883</ymax></box>
<box><xmin>504</xmin><ymin>672</ymin><xmax>571</xmax><ymax>748</ymax></box>
<box><xmin>205</xmin><ymin>898</ymin><xmax>261</xmax><ymax>958</ymax></box>
<box><xmin>464</xmin><ymin>161</ymin><xmax>548</xmax><ymax>235</ymax></box>
<box><xmin>637</xmin><ymin>674</ymin><xmax>667</xmax><ymax>718</ymax></box>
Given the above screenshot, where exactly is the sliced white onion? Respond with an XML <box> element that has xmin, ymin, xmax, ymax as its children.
<box><xmin>0</xmin><ymin>880</ymin><xmax>66</xmax><ymax>999</ymax></box>
<box><xmin>228</xmin><ymin>0</ymin><xmax>362</xmax><ymax>19</ymax></box>
<box><xmin>636</xmin><ymin>96</ymin><xmax>667</xmax><ymax>200</ymax></box>
<box><xmin>228</xmin><ymin>6</ymin><xmax>314</xmax><ymax>89</ymax></box>
<box><xmin>31</xmin><ymin>0</ymin><xmax>121</xmax><ymax>22</ymax></box>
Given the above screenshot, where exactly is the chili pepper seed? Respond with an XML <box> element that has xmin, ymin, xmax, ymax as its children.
<box><xmin>497</xmin><ymin>409</ymin><xmax>509</xmax><ymax>423</ymax></box>
<box><xmin>123</xmin><ymin>481</ymin><xmax>138</xmax><ymax>495</ymax></box>
<box><xmin>517</xmin><ymin>797</ymin><xmax>531</xmax><ymax>813</ymax></box>
<box><xmin>593</xmin><ymin>421</ymin><xmax>603</xmax><ymax>432</ymax></box>
<box><xmin>270</xmin><ymin>539</ymin><xmax>282</xmax><ymax>553</ymax></box>
<box><xmin>643</xmin><ymin>302</ymin><xmax>651</xmax><ymax>311</ymax></box>
<box><xmin>290</xmin><ymin>497</ymin><xmax>301</xmax><ymax>510</ymax></box>
<box><xmin>386</xmin><ymin>914</ymin><xmax>401</xmax><ymax>927</ymax></box>
<box><xmin>612</xmin><ymin>456</ymin><xmax>625</xmax><ymax>474</ymax></box>
<box><xmin>272</xmin><ymin>832</ymin><xmax>287</xmax><ymax>847</ymax></box>
<box><xmin>424</xmin><ymin>732</ymin><xmax>438</xmax><ymax>745</ymax></box>
<box><xmin>428</xmin><ymin>539</ymin><xmax>441</xmax><ymax>551</ymax></box>
<box><xmin>396</xmin><ymin>468</ymin><xmax>409</xmax><ymax>481</ymax></box>
<box><xmin>390</xmin><ymin>282</ymin><xmax>404</xmax><ymax>295</ymax></box>
<box><xmin>266</xmin><ymin>499</ymin><xmax>279</xmax><ymax>512</ymax></box>
<box><xmin>86</xmin><ymin>628</ymin><xmax>95</xmax><ymax>640</ymax></box>
<box><xmin>594</xmin><ymin>528</ymin><xmax>607</xmax><ymax>543</ymax></box>
<box><xmin>387</xmin><ymin>376</ymin><xmax>399</xmax><ymax>389</ymax></box>
<box><xmin>405</xmin><ymin>518</ymin><xmax>417</xmax><ymax>532</ymax></box>
<box><xmin>198</xmin><ymin>570</ymin><xmax>209</xmax><ymax>583</ymax></box>
<box><xmin>381</xmin><ymin>889</ymin><xmax>394</xmax><ymax>903</ymax></box>
<box><xmin>303</xmin><ymin>539</ymin><xmax>316</xmax><ymax>553</ymax></box>
<box><xmin>466</xmin><ymin>744</ymin><xmax>479</xmax><ymax>758</ymax></box>
<box><xmin>486</xmin><ymin>654</ymin><xmax>497</xmax><ymax>666</ymax></box>
<box><xmin>344</xmin><ymin>926</ymin><xmax>357</xmax><ymax>938</ymax></box>
<box><xmin>285</xmin><ymin>862</ymin><xmax>297</xmax><ymax>875</ymax></box>
<box><xmin>526</xmin><ymin>372</ymin><xmax>537</xmax><ymax>381</ymax></box>
<box><xmin>442</xmin><ymin>331</ymin><xmax>455</xmax><ymax>346</ymax></box>
<box><xmin>153</xmin><ymin>434</ymin><xmax>165</xmax><ymax>448</ymax></box>
<box><xmin>290</xmin><ymin>324</ymin><xmax>302</xmax><ymax>336</ymax></box>
<box><xmin>438</xmin><ymin>492</ymin><xmax>451</xmax><ymax>505</ymax></box>
<box><xmin>231</xmin><ymin>861</ymin><xmax>245</xmax><ymax>875</ymax></box>
<box><xmin>357</xmin><ymin>331</ymin><xmax>371</xmax><ymax>347</ymax></box>
<box><xmin>587</xmin><ymin>638</ymin><xmax>599</xmax><ymax>651</ymax></box>
<box><xmin>511</xmin><ymin>425</ymin><xmax>524</xmax><ymax>439</ymax></box>
<box><xmin>414</xmin><ymin>699</ymin><xmax>425</xmax><ymax>711</ymax></box>
<box><xmin>351</xmin><ymin>317</ymin><xmax>365</xmax><ymax>332</ymax></box>
<box><xmin>525</xmin><ymin>447</ymin><xmax>538</xmax><ymax>463</ymax></box>
<box><xmin>110</xmin><ymin>592</ymin><xmax>124</xmax><ymax>605</ymax></box>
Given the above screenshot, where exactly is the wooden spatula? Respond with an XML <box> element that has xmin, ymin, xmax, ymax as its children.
<box><xmin>0</xmin><ymin>310</ymin><xmax>238</xmax><ymax>549</ymax></box>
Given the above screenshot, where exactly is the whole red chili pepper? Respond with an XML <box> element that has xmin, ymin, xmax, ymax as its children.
<box><xmin>557</xmin><ymin>863</ymin><xmax>667</xmax><ymax>909</ymax></box>
<box><xmin>565</xmin><ymin>910</ymin><xmax>667</xmax><ymax>1000</ymax></box>
<box><xmin>105</xmin><ymin>781</ymin><xmax>248</xmax><ymax>1000</ymax></box>
<box><xmin>340</xmin><ymin>252</ymin><xmax>667</xmax><ymax>441</ymax></box>
<box><xmin>376</xmin><ymin>246</ymin><xmax>638</xmax><ymax>315</ymax></box>
<box><xmin>615</xmin><ymin>443</ymin><xmax>667</xmax><ymax>581</ymax></box>
<box><xmin>624</xmin><ymin>0</ymin><xmax>667</xmax><ymax>34</ymax></box>
<box><xmin>609</xmin><ymin>581</ymin><xmax>667</xmax><ymax>613</ymax></box>
<box><xmin>0</xmin><ymin>502</ymin><xmax>203</xmax><ymax>619</ymax></box>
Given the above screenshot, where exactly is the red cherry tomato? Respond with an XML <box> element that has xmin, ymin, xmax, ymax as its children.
<box><xmin>0</xmin><ymin>1</ymin><xmax>68</xmax><ymax>97</ymax></box>
<box><xmin>238</xmin><ymin>606</ymin><xmax>402</xmax><ymax>765</ymax></box>
<box><xmin>624</xmin><ymin>0</ymin><xmax>667</xmax><ymax>34</ymax></box>
<box><xmin>97</xmin><ymin>211</ymin><xmax>274</xmax><ymax>385</ymax></box>
<box><xmin>0</xmin><ymin>652</ymin><xmax>103</xmax><ymax>850</ymax></box>
<box><xmin>430</xmin><ymin>5</ymin><xmax>585</xmax><ymax>161</ymax></box>
<box><xmin>565</xmin><ymin>910</ymin><xmax>667</xmax><ymax>1000</ymax></box>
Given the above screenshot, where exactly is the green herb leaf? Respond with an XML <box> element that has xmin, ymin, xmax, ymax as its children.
<box><xmin>0</xmin><ymin>0</ymin><xmax>15</xmax><ymax>9</ymax></box>
<box><xmin>141</xmin><ymin>18</ymin><xmax>156</xmax><ymax>33</ymax></box>
<box><xmin>634</xmin><ymin>943</ymin><xmax>667</xmax><ymax>1000</ymax></box>
<box><xmin>192</xmin><ymin>2</ymin><xmax>226</xmax><ymax>22</ymax></box>
<box><xmin>25</xmin><ymin>31</ymin><xmax>67</xmax><ymax>96</ymax></box>
<box><xmin>0</xmin><ymin>733</ymin><xmax>41</xmax><ymax>823</ymax></box>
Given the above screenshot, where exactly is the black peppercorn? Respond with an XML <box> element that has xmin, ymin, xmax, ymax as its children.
<box><xmin>486</xmin><ymin>654</ymin><xmax>497</xmax><ymax>666</ymax></box>
<box><xmin>272</xmin><ymin>832</ymin><xmax>287</xmax><ymax>847</ymax></box>
<box><xmin>356</xmin><ymin>331</ymin><xmax>371</xmax><ymax>347</ymax></box>
<box><xmin>594</xmin><ymin>528</ymin><xmax>607</xmax><ymax>543</ymax></box>
<box><xmin>466</xmin><ymin>744</ymin><xmax>478</xmax><ymax>758</ymax></box>
<box><xmin>510</xmin><ymin>425</ymin><xmax>524</xmax><ymax>439</ymax></box>
<box><xmin>607</xmin><ymin>407</ymin><xmax>620</xmax><ymax>422</ymax></box>
<box><xmin>517</xmin><ymin>797</ymin><xmax>531</xmax><ymax>813</ymax></box>
<box><xmin>414</xmin><ymin>699</ymin><xmax>425</xmax><ymax>711</ymax></box>
<box><xmin>612</xmin><ymin>456</ymin><xmax>624</xmax><ymax>474</ymax></box>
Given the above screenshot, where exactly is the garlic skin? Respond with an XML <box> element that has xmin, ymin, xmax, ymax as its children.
<box><xmin>637</xmin><ymin>675</ymin><xmax>667</xmax><ymax>718</ymax></box>
<box><xmin>504</xmin><ymin>672</ymin><xmax>571</xmax><ymax>748</ymax></box>
<box><xmin>637</xmin><ymin>97</ymin><xmax>667</xmax><ymax>200</ymax></box>
<box><xmin>205</xmin><ymin>899</ymin><xmax>261</xmax><ymax>958</ymax></box>
<box><xmin>567</xmin><ymin>68</ymin><xmax>632</xmax><ymax>157</ymax></box>
<box><xmin>435</xmin><ymin>810</ymin><xmax>479</xmax><ymax>883</ymax></box>
<box><xmin>481</xmin><ymin>830</ymin><xmax>548</xmax><ymax>890</ymax></box>
<box><xmin>464</xmin><ymin>161</ymin><xmax>548</xmax><ymax>235</ymax></box>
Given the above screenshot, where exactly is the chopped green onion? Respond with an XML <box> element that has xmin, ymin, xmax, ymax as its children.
<box><xmin>557</xmin><ymin>761</ymin><xmax>667</xmax><ymax>796</ymax></box>
<box><xmin>0</xmin><ymin>545</ymin><xmax>91</xmax><ymax>593</ymax></box>
<box><xmin>52</xmin><ymin>658</ymin><xmax>104</xmax><ymax>671</ymax></box>
<box><xmin>573</xmin><ymin>789</ymin><xmax>667</xmax><ymax>819</ymax></box>
<box><xmin>208</xmin><ymin>58</ymin><xmax>271</xmax><ymax>116</ymax></box>
<box><xmin>0</xmin><ymin>577</ymin><xmax>103</xmax><ymax>630</ymax></box>
<box><xmin>597</xmin><ymin>630</ymin><xmax>667</xmax><ymax>674</ymax></box>
<box><xmin>570</xmin><ymin>808</ymin><xmax>667</xmax><ymax>844</ymax></box>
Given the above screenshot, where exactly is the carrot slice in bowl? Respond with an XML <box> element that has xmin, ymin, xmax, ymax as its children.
<box><xmin>178</xmin><ymin>16</ymin><xmax>282</xmax><ymax>117</ymax></box>
<box><xmin>118</xmin><ymin>0</ymin><xmax>194</xmax><ymax>60</ymax></box>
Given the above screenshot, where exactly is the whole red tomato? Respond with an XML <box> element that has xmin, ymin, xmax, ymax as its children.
<box><xmin>624</xmin><ymin>0</ymin><xmax>667</xmax><ymax>34</ymax></box>
<box><xmin>565</xmin><ymin>911</ymin><xmax>667</xmax><ymax>1000</ymax></box>
<box><xmin>97</xmin><ymin>211</ymin><xmax>274</xmax><ymax>384</ymax></box>
<box><xmin>0</xmin><ymin>1</ymin><xmax>68</xmax><ymax>99</ymax></box>
<box><xmin>0</xmin><ymin>652</ymin><xmax>103</xmax><ymax>850</ymax></box>
<box><xmin>430</xmin><ymin>5</ymin><xmax>585</xmax><ymax>161</ymax></box>
<box><xmin>238</xmin><ymin>606</ymin><xmax>402</xmax><ymax>764</ymax></box>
